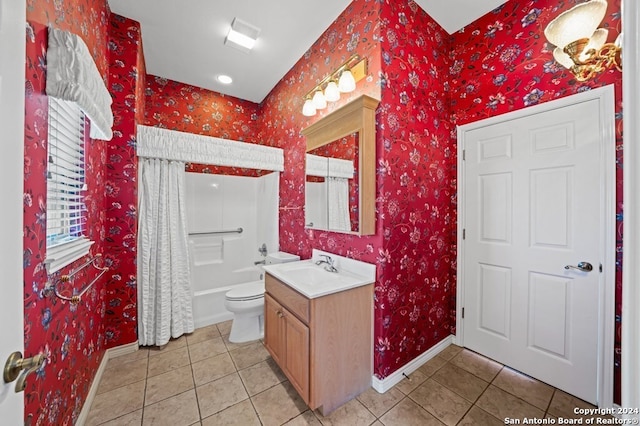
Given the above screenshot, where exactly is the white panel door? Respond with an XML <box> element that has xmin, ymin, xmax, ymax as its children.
<box><xmin>462</xmin><ymin>97</ymin><xmax>607</xmax><ymax>404</ymax></box>
<box><xmin>0</xmin><ymin>0</ymin><xmax>26</xmax><ymax>423</ymax></box>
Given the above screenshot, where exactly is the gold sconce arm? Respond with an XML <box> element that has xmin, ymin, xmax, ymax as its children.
<box><xmin>564</xmin><ymin>38</ymin><xmax>622</xmax><ymax>81</ymax></box>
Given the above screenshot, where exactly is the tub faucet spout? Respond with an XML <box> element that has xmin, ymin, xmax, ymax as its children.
<box><xmin>254</xmin><ymin>259</ymin><xmax>266</xmax><ymax>265</ymax></box>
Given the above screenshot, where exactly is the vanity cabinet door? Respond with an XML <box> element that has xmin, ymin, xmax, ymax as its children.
<box><xmin>264</xmin><ymin>294</ymin><xmax>286</xmax><ymax>366</ymax></box>
<box><xmin>284</xmin><ymin>309</ymin><xmax>309</xmax><ymax>401</ymax></box>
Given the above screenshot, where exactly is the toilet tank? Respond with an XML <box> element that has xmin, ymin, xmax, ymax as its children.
<box><xmin>265</xmin><ymin>251</ymin><xmax>300</xmax><ymax>265</ymax></box>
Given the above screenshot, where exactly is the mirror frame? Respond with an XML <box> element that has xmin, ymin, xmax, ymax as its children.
<box><xmin>301</xmin><ymin>94</ymin><xmax>379</xmax><ymax>236</ymax></box>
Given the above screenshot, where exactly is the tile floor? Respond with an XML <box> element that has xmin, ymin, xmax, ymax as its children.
<box><xmin>86</xmin><ymin>321</ymin><xmax>609</xmax><ymax>425</ymax></box>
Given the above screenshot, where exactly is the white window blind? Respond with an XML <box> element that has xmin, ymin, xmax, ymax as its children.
<box><xmin>45</xmin><ymin>97</ymin><xmax>93</xmax><ymax>273</ymax></box>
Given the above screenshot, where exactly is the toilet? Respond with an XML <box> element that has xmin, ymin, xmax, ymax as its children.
<box><xmin>224</xmin><ymin>251</ymin><xmax>300</xmax><ymax>343</ymax></box>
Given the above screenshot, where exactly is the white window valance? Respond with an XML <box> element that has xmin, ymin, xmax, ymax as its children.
<box><xmin>46</xmin><ymin>27</ymin><xmax>113</xmax><ymax>141</ymax></box>
<box><xmin>305</xmin><ymin>154</ymin><xmax>354</xmax><ymax>179</ymax></box>
<box><xmin>137</xmin><ymin>125</ymin><xmax>284</xmax><ymax>172</ymax></box>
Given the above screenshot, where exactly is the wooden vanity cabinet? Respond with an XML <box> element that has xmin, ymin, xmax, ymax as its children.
<box><xmin>263</xmin><ymin>273</ymin><xmax>373</xmax><ymax>415</ymax></box>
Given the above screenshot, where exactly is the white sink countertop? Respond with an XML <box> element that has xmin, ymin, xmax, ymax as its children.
<box><xmin>262</xmin><ymin>249</ymin><xmax>376</xmax><ymax>299</ymax></box>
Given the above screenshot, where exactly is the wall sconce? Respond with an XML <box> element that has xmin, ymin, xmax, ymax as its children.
<box><xmin>302</xmin><ymin>54</ymin><xmax>367</xmax><ymax>117</ymax></box>
<box><xmin>544</xmin><ymin>0</ymin><xmax>621</xmax><ymax>81</ymax></box>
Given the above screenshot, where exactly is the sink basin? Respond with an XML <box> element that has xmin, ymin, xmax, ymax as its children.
<box><xmin>262</xmin><ymin>250</ymin><xmax>376</xmax><ymax>298</ymax></box>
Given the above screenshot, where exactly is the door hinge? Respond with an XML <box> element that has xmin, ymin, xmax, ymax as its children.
<box><xmin>463</xmin><ymin>229</ymin><xmax>466</xmax><ymax>240</ymax></box>
<box><xmin>462</xmin><ymin>149</ymin><xmax>466</xmax><ymax>161</ymax></box>
<box><xmin>462</xmin><ymin>307</ymin><xmax>465</xmax><ymax>319</ymax></box>
<box><xmin>599</xmin><ymin>263</ymin><xmax>603</xmax><ymax>273</ymax></box>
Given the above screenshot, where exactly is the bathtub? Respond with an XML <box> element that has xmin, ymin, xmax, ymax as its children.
<box><xmin>191</xmin><ymin>265</ymin><xmax>264</xmax><ymax>329</ymax></box>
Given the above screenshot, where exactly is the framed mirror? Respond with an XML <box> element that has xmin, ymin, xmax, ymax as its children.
<box><xmin>301</xmin><ymin>95</ymin><xmax>379</xmax><ymax>236</ymax></box>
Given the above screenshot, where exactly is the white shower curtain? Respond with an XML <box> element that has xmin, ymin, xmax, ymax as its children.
<box><xmin>138</xmin><ymin>158</ymin><xmax>194</xmax><ymax>346</ymax></box>
<box><xmin>327</xmin><ymin>177</ymin><xmax>351</xmax><ymax>232</ymax></box>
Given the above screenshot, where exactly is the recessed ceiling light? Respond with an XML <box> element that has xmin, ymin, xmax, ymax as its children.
<box><xmin>217</xmin><ymin>75</ymin><xmax>233</xmax><ymax>84</ymax></box>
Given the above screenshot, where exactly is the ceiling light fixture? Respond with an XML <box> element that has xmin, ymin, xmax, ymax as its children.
<box><xmin>301</xmin><ymin>54</ymin><xmax>368</xmax><ymax>117</ymax></box>
<box><xmin>217</xmin><ymin>75</ymin><xmax>233</xmax><ymax>84</ymax></box>
<box><xmin>544</xmin><ymin>0</ymin><xmax>622</xmax><ymax>81</ymax></box>
<box><xmin>224</xmin><ymin>17</ymin><xmax>260</xmax><ymax>53</ymax></box>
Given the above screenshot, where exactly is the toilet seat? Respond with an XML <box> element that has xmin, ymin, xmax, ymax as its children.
<box><xmin>225</xmin><ymin>281</ymin><xmax>264</xmax><ymax>302</ymax></box>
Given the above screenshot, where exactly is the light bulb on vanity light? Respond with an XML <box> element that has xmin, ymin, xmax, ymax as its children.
<box><xmin>302</xmin><ymin>98</ymin><xmax>316</xmax><ymax>116</ymax></box>
<box><xmin>338</xmin><ymin>69</ymin><xmax>356</xmax><ymax>93</ymax></box>
<box><xmin>324</xmin><ymin>81</ymin><xmax>341</xmax><ymax>102</ymax></box>
<box><xmin>312</xmin><ymin>89</ymin><xmax>327</xmax><ymax>109</ymax></box>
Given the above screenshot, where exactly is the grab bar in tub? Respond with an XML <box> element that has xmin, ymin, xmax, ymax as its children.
<box><xmin>189</xmin><ymin>227</ymin><xmax>243</xmax><ymax>236</ymax></box>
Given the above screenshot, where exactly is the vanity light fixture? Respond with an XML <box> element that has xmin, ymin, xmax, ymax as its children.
<box><xmin>544</xmin><ymin>0</ymin><xmax>622</xmax><ymax>81</ymax></box>
<box><xmin>301</xmin><ymin>54</ymin><xmax>367</xmax><ymax>117</ymax></box>
<box><xmin>224</xmin><ymin>17</ymin><xmax>260</xmax><ymax>53</ymax></box>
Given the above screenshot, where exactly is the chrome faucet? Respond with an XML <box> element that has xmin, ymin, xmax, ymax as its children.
<box><xmin>315</xmin><ymin>254</ymin><xmax>338</xmax><ymax>273</ymax></box>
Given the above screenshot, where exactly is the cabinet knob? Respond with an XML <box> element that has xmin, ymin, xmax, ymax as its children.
<box><xmin>277</xmin><ymin>310</ymin><xmax>284</xmax><ymax>318</ymax></box>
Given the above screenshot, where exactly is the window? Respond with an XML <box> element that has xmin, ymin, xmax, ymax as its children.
<box><xmin>45</xmin><ymin>97</ymin><xmax>93</xmax><ymax>273</ymax></box>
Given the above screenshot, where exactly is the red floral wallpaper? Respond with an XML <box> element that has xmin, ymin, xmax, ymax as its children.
<box><xmin>450</xmin><ymin>0</ymin><xmax>623</xmax><ymax>402</ymax></box>
<box><xmin>23</xmin><ymin>19</ymin><xmax>109</xmax><ymax>425</ymax></box>
<box><xmin>104</xmin><ymin>14</ymin><xmax>146</xmax><ymax>348</ymax></box>
<box><xmin>374</xmin><ymin>0</ymin><xmax>454</xmax><ymax>378</ymax></box>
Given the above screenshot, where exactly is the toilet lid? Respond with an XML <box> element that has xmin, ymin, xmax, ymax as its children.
<box><xmin>226</xmin><ymin>282</ymin><xmax>265</xmax><ymax>301</ymax></box>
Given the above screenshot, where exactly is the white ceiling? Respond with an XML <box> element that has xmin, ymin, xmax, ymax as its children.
<box><xmin>108</xmin><ymin>0</ymin><xmax>507</xmax><ymax>104</ymax></box>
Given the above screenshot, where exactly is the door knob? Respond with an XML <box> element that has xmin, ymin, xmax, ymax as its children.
<box><xmin>3</xmin><ymin>351</ymin><xmax>44</xmax><ymax>393</ymax></box>
<box><xmin>564</xmin><ymin>262</ymin><xmax>593</xmax><ymax>272</ymax></box>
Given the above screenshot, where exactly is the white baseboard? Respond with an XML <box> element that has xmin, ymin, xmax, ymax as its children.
<box><xmin>371</xmin><ymin>335</ymin><xmax>455</xmax><ymax>393</ymax></box>
<box><xmin>76</xmin><ymin>340</ymin><xmax>139</xmax><ymax>426</ymax></box>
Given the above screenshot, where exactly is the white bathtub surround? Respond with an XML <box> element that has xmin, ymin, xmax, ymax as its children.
<box><xmin>186</xmin><ymin>172</ymin><xmax>280</xmax><ymax>328</ymax></box>
<box><xmin>138</xmin><ymin>158</ymin><xmax>194</xmax><ymax>346</ymax></box>
<box><xmin>137</xmin><ymin>125</ymin><xmax>284</xmax><ymax>171</ymax></box>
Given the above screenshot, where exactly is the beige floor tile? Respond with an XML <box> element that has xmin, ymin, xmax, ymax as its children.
<box><xmin>356</xmin><ymin>387</ymin><xmax>404</xmax><ymax>418</ymax></box>
<box><xmin>449</xmin><ymin>349</ymin><xmax>503</xmax><ymax>382</ymax></box>
<box><xmin>476</xmin><ymin>385</ymin><xmax>545</xmax><ymax>421</ymax></box>
<box><xmin>188</xmin><ymin>336</ymin><xmax>227</xmax><ymax>363</ymax></box>
<box><xmin>393</xmin><ymin>368</ymin><xmax>430</xmax><ymax>395</ymax></box>
<box><xmin>216</xmin><ymin>320</ymin><xmax>233</xmax><ymax>336</ymax></box>
<box><xmin>229</xmin><ymin>341</ymin><xmax>271</xmax><ymax>370</ymax></box>
<box><xmin>431</xmin><ymin>363</ymin><xmax>490</xmax><ymax>402</ymax></box>
<box><xmin>379</xmin><ymin>398</ymin><xmax>442</xmax><ymax>426</ymax></box>
<box><xmin>408</xmin><ymin>379</ymin><xmax>472</xmax><ymax>426</ymax></box>
<box><xmin>201</xmin><ymin>399</ymin><xmax>260</xmax><ymax>426</ymax></box>
<box><xmin>314</xmin><ymin>398</ymin><xmax>376</xmax><ymax>426</ymax></box>
<box><xmin>98</xmin><ymin>357</ymin><xmax>149</xmax><ymax>394</ymax></box>
<box><xmin>222</xmin><ymin>332</ymin><xmax>256</xmax><ymax>351</ymax></box>
<box><xmin>142</xmin><ymin>389</ymin><xmax>200</xmax><ymax>426</ymax></box>
<box><xmin>370</xmin><ymin>422</ymin><xmax>384</xmax><ymax>426</ymax></box>
<box><xmin>106</xmin><ymin>348</ymin><xmax>149</xmax><ymax>370</ymax></box>
<box><xmin>283</xmin><ymin>410</ymin><xmax>322</xmax><ymax>425</ymax></box>
<box><xmin>493</xmin><ymin>367</ymin><xmax>554</xmax><ymax>410</ymax></box>
<box><xmin>147</xmin><ymin>346</ymin><xmax>191</xmax><ymax>377</ymax></box>
<box><xmin>100</xmin><ymin>409</ymin><xmax>143</xmax><ymax>426</ymax></box>
<box><xmin>458</xmin><ymin>406</ymin><xmax>503</xmax><ymax>426</ymax></box>
<box><xmin>238</xmin><ymin>358</ymin><xmax>287</xmax><ymax>396</ymax></box>
<box><xmin>437</xmin><ymin>344</ymin><xmax>463</xmax><ymax>361</ymax></box>
<box><xmin>251</xmin><ymin>381</ymin><xmax>307</xmax><ymax>426</ymax></box>
<box><xmin>145</xmin><ymin>364</ymin><xmax>195</xmax><ymax>406</ymax></box>
<box><xmin>186</xmin><ymin>324</ymin><xmax>221</xmax><ymax>345</ymax></box>
<box><xmin>196</xmin><ymin>372</ymin><xmax>249</xmax><ymax>418</ymax></box>
<box><xmin>147</xmin><ymin>335</ymin><xmax>187</xmax><ymax>357</ymax></box>
<box><xmin>191</xmin><ymin>352</ymin><xmax>236</xmax><ymax>386</ymax></box>
<box><xmin>416</xmin><ymin>355</ymin><xmax>448</xmax><ymax>378</ymax></box>
<box><xmin>86</xmin><ymin>380</ymin><xmax>145</xmax><ymax>426</ymax></box>
<box><xmin>547</xmin><ymin>390</ymin><xmax>598</xmax><ymax>419</ymax></box>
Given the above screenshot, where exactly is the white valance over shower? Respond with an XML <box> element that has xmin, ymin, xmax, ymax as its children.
<box><xmin>46</xmin><ymin>27</ymin><xmax>113</xmax><ymax>141</ymax></box>
<box><xmin>137</xmin><ymin>125</ymin><xmax>284</xmax><ymax>171</ymax></box>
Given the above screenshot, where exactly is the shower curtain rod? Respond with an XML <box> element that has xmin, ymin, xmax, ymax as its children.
<box><xmin>188</xmin><ymin>227</ymin><xmax>243</xmax><ymax>236</ymax></box>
